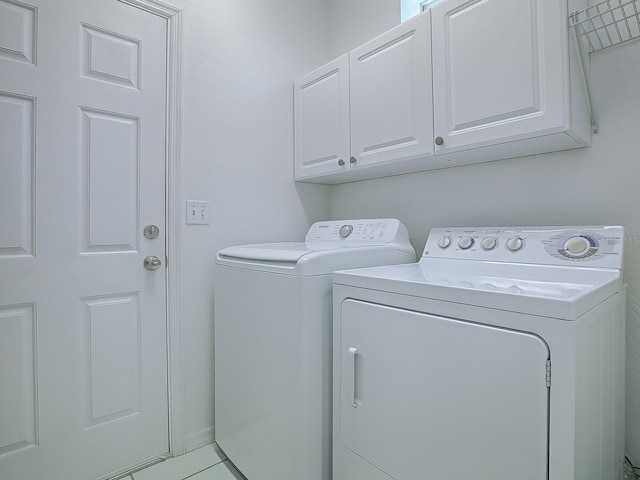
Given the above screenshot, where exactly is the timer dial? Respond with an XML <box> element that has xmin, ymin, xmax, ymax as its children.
<box><xmin>562</xmin><ymin>236</ymin><xmax>593</xmax><ymax>257</ymax></box>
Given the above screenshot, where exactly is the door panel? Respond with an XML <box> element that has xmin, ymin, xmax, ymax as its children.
<box><xmin>339</xmin><ymin>300</ymin><xmax>549</xmax><ymax>480</ymax></box>
<box><xmin>0</xmin><ymin>1</ymin><xmax>168</xmax><ymax>479</ymax></box>
<box><xmin>0</xmin><ymin>93</ymin><xmax>34</xmax><ymax>257</ymax></box>
<box><xmin>431</xmin><ymin>0</ymin><xmax>566</xmax><ymax>152</ymax></box>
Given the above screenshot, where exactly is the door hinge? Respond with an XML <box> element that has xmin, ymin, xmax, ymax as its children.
<box><xmin>546</xmin><ymin>359</ymin><xmax>551</xmax><ymax>388</ymax></box>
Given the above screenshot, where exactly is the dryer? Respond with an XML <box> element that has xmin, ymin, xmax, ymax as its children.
<box><xmin>332</xmin><ymin>226</ymin><xmax>625</xmax><ymax>480</ymax></box>
<box><xmin>215</xmin><ymin>219</ymin><xmax>415</xmax><ymax>480</ymax></box>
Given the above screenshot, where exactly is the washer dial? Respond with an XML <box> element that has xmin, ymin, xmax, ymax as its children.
<box><xmin>339</xmin><ymin>224</ymin><xmax>353</xmax><ymax>238</ymax></box>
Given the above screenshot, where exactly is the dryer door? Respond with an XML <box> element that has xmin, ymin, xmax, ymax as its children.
<box><xmin>338</xmin><ymin>299</ymin><xmax>550</xmax><ymax>480</ymax></box>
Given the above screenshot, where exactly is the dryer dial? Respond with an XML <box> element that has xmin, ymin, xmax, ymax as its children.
<box><xmin>438</xmin><ymin>236</ymin><xmax>452</xmax><ymax>249</ymax></box>
<box><xmin>458</xmin><ymin>237</ymin><xmax>474</xmax><ymax>250</ymax></box>
<box><xmin>506</xmin><ymin>236</ymin><xmax>525</xmax><ymax>252</ymax></box>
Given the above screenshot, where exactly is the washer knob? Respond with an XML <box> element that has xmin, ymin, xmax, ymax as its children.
<box><xmin>458</xmin><ymin>236</ymin><xmax>474</xmax><ymax>250</ymax></box>
<box><xmin>564</xmin><ymin>236</ymin><xmax>591</xmax><ymax>256</ymax></box>
<box><xmin>506</xmin><ymin>236</ymin><xmax>525</xmax><ymax>252</ymax></box>
<box><xmin>438</xmin><ymin>236</ymin><xmax>452</xmax><ymax>249</ymax></box>
<box><xmin>481</xmin><ymin>237</ymin><xmax>498</xmax><ymax>251</ymax></box>
<box><xmin>339</xmin><ymin>224</ymin><xmax>353</xmax><ymax>238</ymax></box>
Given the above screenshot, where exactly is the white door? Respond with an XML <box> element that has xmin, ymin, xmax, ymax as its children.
<box><xmin>0</xmin><ymin>1</ymin><xmax>169</xmax><ymax>479</ymax></box>
<box><xmin>349</xmin><ymin>12</ymin><xmax>433</xmax><ymax>169</ymax></box>
<box><xmin>339</xmin><ymin>300</ymin><xmax>549</xmax><ymax>480</ymax></box>
<box><xmin>431</xmin><ymin>0</ymin><xmax>566</xmax><ymax>153</ymax></box>
<box><xmin>294</xmin><ymin>54</ymin><xmax>350</xmax><ymax>181</ymax></box>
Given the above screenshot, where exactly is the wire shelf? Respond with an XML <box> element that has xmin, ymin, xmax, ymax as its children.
<box><xmin>570</xmin><ymin>0</ymin><xmax>640</xmax><ymax>52</ymax></box>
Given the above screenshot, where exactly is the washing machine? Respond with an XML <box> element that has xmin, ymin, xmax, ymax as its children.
<box><xmin>332</xmin><ymin>226</ymin><xmax>625</xmax><ymax>480</ymax></box>
<box><xmin>214</xmin><ymin>219</ymin><xmax>415</xmax><ymax>480</ymax></box>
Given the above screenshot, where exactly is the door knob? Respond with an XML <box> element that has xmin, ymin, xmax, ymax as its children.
<box><xmin>435</xmin><ymin>136</ymin><xmax>444</xmax><ymax>146</ymax></box>
<box><xmin>338</xmin><ymin>159</ymin><xmax>345</xmax><ymax>166</ymax></box>
<box><xmin>144</xmin><ymin>255</ymin><xmax>162</xmax><ymax>271</ymax></box>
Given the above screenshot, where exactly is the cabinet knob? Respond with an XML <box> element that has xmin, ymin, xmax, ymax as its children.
<box><xmin>435</xmin><ymin>136</ymin><xmax>444</xmax><ymax>146</ymax></box>
<box><xmin>338</xmin><ymin>159</ymin><xmax>345</xmax><ymax>166</ymax></box>
<box><xmin>350</xmin><ymin>156</ymin><xmax>357</xmax><ymax>164</ymax></box>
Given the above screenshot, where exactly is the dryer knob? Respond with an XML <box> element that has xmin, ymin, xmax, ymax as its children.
<box><xmin>458</xmin><ymin>236</ymin><xmax>474</xmax><ymax>250</ymax></box>
<box><xmin>438</xmin><ymin>236</ymin><xmax>452</xmax><ymax>249</ymax></box>
<box><xmin>506</xmin><ymin>236</ymin><xmax>525</xmax><ymax>252</ymax></box>
<box><xmin>481</xmin><ymin>237</ymin><xmax>498</xmax><ymax>251</ymax></box>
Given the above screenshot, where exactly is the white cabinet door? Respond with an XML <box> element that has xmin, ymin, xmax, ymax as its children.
<box><xmin>294</xmin><ymin>54</ymin><xmax>350</xmax><ymax>180</ymax></box>
<box><xmin>338</xmin><ymin>300</ymin><xmax>549</xmax><ymax>480</ymax></box>
<box><xmin>350</xmin><ymin>12</ymin><xmax>433</xmax><ymax>169</ymax></box>
<box><xmin>431</xmin><ymin>0</ymin><xmax>568</xmax><ymax>153</ymax></box>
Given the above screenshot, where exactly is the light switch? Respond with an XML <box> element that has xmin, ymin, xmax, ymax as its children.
<box><xmin>186</xmin><ymin>200</ymin><xmax>210</xmax><ymax>225</ymax></box>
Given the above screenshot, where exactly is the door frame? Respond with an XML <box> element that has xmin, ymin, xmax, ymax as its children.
<box><xmin>117</xmin><ymin>0</ymin><xmax>186</xmax><ymax>456</ymax></box>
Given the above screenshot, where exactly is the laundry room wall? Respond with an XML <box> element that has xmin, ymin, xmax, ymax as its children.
<box><xmin>326</xmin><ymin>0</ymin><xmax>640</xmax><ymax>464</ymax></box>
<box><xmin>167</xmin><ymin>0</ymin><xmax>332</xmax><ymax>451</ymax></box>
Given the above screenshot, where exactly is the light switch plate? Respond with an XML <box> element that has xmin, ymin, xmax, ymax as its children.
<box><xmin>186</xmin><ymin>200</ymin><xmax>210</xmax><ymax>225</ymax></box>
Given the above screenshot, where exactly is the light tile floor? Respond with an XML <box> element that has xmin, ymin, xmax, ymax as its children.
<box><xmin>124</xmin><ymin>444</ymin><xmax>244</xmax><ymax>480</ymax></box>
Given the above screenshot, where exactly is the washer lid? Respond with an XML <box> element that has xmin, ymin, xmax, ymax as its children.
<box><xmin>333</xmin><ymin>259</ymin><xmax>622</xmax><ymax>320</ymax></box>
<box><xmin>218</xmin><ymin>242</ymin><xmax>313</xmax><ymax>263</ymax></box>
<box><xmin>216</xmin><ymin>219</ymin><xmax>416</xmax><ymax>276</ymax></box>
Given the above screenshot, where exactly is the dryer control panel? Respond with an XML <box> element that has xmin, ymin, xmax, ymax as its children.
<box><xmin>423</xmin><ymin>226</ymin><xmax>624</xmax><ymax>269</ymax></box>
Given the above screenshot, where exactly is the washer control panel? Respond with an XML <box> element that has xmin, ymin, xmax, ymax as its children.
<box><xmin>305</xmin><ymin>218</ymin><xmax>410</xmax><ymax>245</ymax></box>
<box><xmin>423</xmin><ymin>226</ymin><xmax>624</xmax><ymax>268</ymax></box>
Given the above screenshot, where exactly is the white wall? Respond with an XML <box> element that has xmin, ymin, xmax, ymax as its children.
<box><xmin>328</xmin><ymin>0</ymin><xmax>400</xmax><ymax>59</ymax></box>
<box><xmin>327</xmin><ymin>2</ymin><xmax>640</xmax><ymax>462</ymax></box>
<box><xmin>168</xmin><ymin>0</ymin><xmax>332</xmax><ymax>450</ymax></box>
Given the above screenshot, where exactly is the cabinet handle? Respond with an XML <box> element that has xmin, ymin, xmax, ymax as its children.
<box><xmin>348</xmin><ymin>347</ymin><xmax>359</xmax><ymax>408</ymax></box>
<box><xmin>338</xmin><ymin>159</ymin><xmax>345</xmax><ymax>166</ymax></box>
<box><xmin>435</xmin><ymin>136</ymin><xmax>444</xmax><ymax>146</ymax></box>
<box><xmin>350</xmin><ymin>156</ymin><xmax>357</xmax><ymax>164</ymax></box>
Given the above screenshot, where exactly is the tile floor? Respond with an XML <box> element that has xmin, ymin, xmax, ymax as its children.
<box><xmin>118</xmin><ymin>444</ymin><xmax>244</xmax><ymax>480</ymax></box>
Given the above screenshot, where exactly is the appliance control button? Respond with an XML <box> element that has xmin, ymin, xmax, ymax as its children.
<box><xmin>339</xmin><ymin>224</ymin><xmax>353</xmax><ymax>238</ymax></box>
<box><xmin>438</xmin><ymin>236</ymin><xmax>452</xmax><ymax>249</ymax></box>
<box><xmin>458</xmin><ymin>236</ymin><xmax>474</xmax><ymax>250</ymax></box>
<box><xmin>564</xmin><ymin>236</ymin><xmax>591</xmax><ymax>256</ymax></box>
<box><xmin>506</xmin><ymin>236</ymin><xmax>525</xmax><ymax>252</ymax></box>
<box><xmin>481</xmin><ymin>237</ymin><xmax>498</xmax><ymax>251</ymax></box>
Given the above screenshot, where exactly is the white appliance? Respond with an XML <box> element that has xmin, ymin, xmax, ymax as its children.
<box><xmin>332</xmin><ymin>226</ymin><xmax>625</xmax><ymax>480</ymax></box>
<box><xmin>215</xmin><ymin>219</ymin><xmax>416</xmax><ymax>480</ymax></box>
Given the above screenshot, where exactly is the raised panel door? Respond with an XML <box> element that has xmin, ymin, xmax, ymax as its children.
<box><xmin>294</xmin><ymin>54</ymin><xmax>350</xmax><ymax>180</ymax></box>
<box><xmin>0</xmin><ymin>1</ymin><xmax>169</xmax><ymax>478</ymax></box>
<box><xmin>350</xmin><ymin>12</ymin><xmax>433</xmax><ymax>169</ymax></box>
<box><xmin>431</xmin><ymin>0</ymin><xmax>568</xmax><ymax>153</ymax></box>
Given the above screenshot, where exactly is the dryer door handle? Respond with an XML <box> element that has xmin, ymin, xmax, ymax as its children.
<box><xmin>348</xmin><ymin>347</ymin><xmax>359</xmax><ymax>408</ymax></box>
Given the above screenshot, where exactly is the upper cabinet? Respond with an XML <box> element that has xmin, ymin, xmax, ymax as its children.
<box><xmin>294</xmin><ymin>54</ymin><xmax>350</xmax><ymax>181</ymax></box>
<box><xmin>349</xmin><ymin>13</ymin><xmax>433</xmax><ymax>173</ymax></box>
<box><xmin>294</xmin><ymin>13</ymin><xmax>432</xmax><ymax>183</ymax></box>
<box><xmin>295</xmin><ymin>0</ymin><xmax>591</xmax><ymax>184</ymax></box>
<box><xmin>430</xmin><ymin>0</ymin><xmax>590</xmax><ymax>154</ymax></box>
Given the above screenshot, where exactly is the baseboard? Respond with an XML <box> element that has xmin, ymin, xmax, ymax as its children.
<box><xmin>186</xmin><ymin>426</ymin><xmax>215</xmax><ymax>452</ymax></box>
